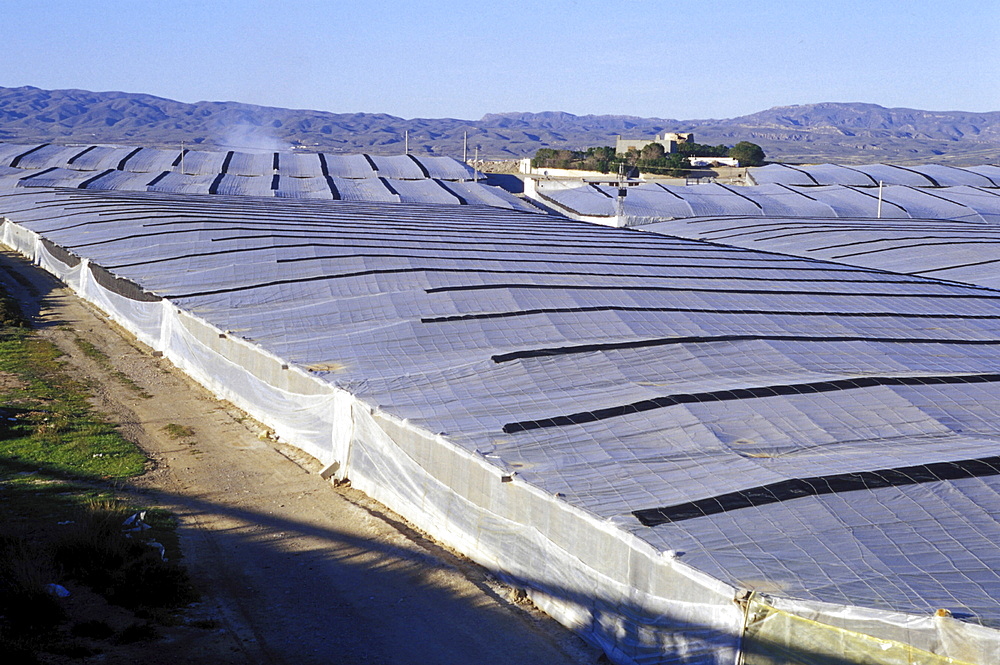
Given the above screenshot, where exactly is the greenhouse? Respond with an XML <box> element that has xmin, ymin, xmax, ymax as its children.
<box><xmin>0</xmin><ymin>142</ymin><xmax>533</xmax><ymax>210</ymax></box>
<box><xmin>530</xmin><ymin>179</ymin><xmax>1000</xmax><ymax>226</ymax></box>
<box><xmin>2</xmin><ymin>185</ymin><xmax>1000</xmax><ymax>663</ymax></box>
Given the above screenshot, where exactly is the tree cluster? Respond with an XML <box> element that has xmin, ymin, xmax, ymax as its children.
<box><xmin>531</xmin><ymin>140</ymin><xmax>766</xmax><ymax>176</ymax></box>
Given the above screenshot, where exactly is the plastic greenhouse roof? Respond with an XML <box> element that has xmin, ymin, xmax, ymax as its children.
<box><xmin>0</xmin><ymin>143</ymin><xmax>520</xmax><ymax>211</ymax></box>
<box><xmin>3</xmin><ymin>186</ymin><xmax>1000</xmax><ymax>628</ymax></box>
<box><xmin>638</xmin><ymin>215</ymin><xmax>1000</xmax><ymax>290</ymax></box>
<box><xmin>536</xmin><ymin>180</ymin><xmax>1000</xmax><ymax>224</ymax></box>
<box><xmin>749</xmin><ymin>163</ymin><xmax>999</xmax><ymax>188</ymax></box>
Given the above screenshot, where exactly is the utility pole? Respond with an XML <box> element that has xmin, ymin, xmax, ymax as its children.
<box><xmin>877</xmin><ymin>180</ymin><xmax>883</xmax><ymax>218</ymax></box>
<box><xmin>463</xmin><ymin>131</ymin><xmax>468</xmax><ymax>164</ymax></box>
<box><xmin>180</xmin><ymin>141</ymin><xmax>185</xmax><ymax>174</ymax></box>
<box><xmin>404</xmin><ymin>130</ymin><xmax>409</xmax><ymax>155</ymax></box>
<box><xmin>474</xmin><ymin>145</ymin><xmax>479</xmax><ymax>182</ymax></box>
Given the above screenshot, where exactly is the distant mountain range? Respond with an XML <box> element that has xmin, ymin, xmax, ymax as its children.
<box><xmin>1</xmin><ymin>85</ymin><xmax>998</xmax><ymax>165</ymax></box>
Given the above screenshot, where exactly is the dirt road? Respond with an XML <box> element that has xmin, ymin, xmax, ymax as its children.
<box><xmin>0</xmin><ymin>248</ymin><xmax>599</xmax><ymax>665</ymax></box>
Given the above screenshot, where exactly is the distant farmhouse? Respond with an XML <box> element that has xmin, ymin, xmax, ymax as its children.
<box><xmin>615</xmin><ymin>131</ymin><xmax>694</xmax><ymax>155</ymax></box>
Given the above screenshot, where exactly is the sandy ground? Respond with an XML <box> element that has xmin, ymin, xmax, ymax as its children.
<box><xmin>0</xmin><ymin>248</ymin><xmax>601</xmax><ymax>665</ymax></box>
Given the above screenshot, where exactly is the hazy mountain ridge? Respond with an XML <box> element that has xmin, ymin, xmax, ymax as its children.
<box><xmin>1</xmin><ymin>86</ymin><xmax>998</xmax><ymax>164</ymax></box>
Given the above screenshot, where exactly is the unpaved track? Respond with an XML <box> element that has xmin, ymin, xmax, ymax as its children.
<box><xmin>0</xmin><ymin>248</ymin><xmax>599</xmax><ymax>665</ymax></box>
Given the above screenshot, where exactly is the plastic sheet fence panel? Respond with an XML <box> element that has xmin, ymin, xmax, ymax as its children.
<box><xmin>368</xmin><ymin>154</ymin><xmax>426</xmax><ymax>180</ymax></box>
<box><xmin>4</xmin><ymin>187</ymin><xmax>1000</xmax><ymax>663</ymax></box>
<box><xmin>322</xmin><ymin>153</ymin><xmax>378</xmax><ymax>179</ymax></box>
<box><xmin>411</xmin><ymin>155</ymin><xmax>476</xmax><ymax>180</ymax></box>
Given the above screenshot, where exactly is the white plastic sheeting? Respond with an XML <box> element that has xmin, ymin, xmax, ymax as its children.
<box><xmin>0</xmin><ymin>143</ymin><xmax>527</xmax><ymax>210</ymax></box>
<box><xmin>122</xmin><ymin>147</ymin><xmax>182</xmax><ymax>173</ymax></box>
<box><xmin>0</xmin><ymin>143</ymin><xmax>44</xmax><ymax>166</ymax></box>
<box><xmin>368</xmin><ymin>154</ymin><xmax>426</xmax><ymax>179</ymax></box>
<box><xmin>412</xmin><ymin>154</ymin><xmax>477</xmax><ymax>180</ymax></box>
<box><xmin>638</xmin><ymin>215</ymin><xmax>1000</xmax><ymax>290</ymax></box>
<box><xmin>750</xmin><ymin>163</ymin><xmax>998</xmax><ymax>187</ymax></box>
<box><xmin>11</xmin><ymin>144</ymin><xmax>89</xmax><ymax>170</ymax></box>
<box><xmin>322</xmin><ymin>153</ymin><xmax>378</xmax><ymax>179</ymax></box>
<box><xmin>277</xmin><ymin>152</ymin><xmax>324</xmax><ymax>178</ymax></box>
<box><xmin>224</xmin><ymin>151</ymin><xmax>274</xmax><ymax>177</ymax></box>
<box><xmin>534</xmin><ymin>180</ymin><xmax>1000</xmax><ymax>226</ymax></box>
<box><xmin>69</xmin><ymin>146</ymin><xmax>139</xmax><ymax>171</ymax></box>
<box><xmin>3</xmin><ymin>186</ymin><xmax>1000</xmax><ymax>663</ymax></box>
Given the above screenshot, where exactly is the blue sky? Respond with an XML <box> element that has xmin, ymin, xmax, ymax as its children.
<box><xmin>3</xmin><ymin>1</ymin><xmax>998</xmax><ymax>120</ymax></box>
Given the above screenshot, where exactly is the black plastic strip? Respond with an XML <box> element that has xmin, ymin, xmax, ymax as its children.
<box><xmin>502</xmin><ymin>373</ymin><xmax>1000</xmax><ymax>434</ymax></box>
<box><xmin>491</xmin><ymin>334</ymin><xmax>1000</xmax><ymax>364</ymax></box>
<box><xmin>146</xmin><ymin>171</ymin><xmax>171</xmax><ymax>187</ymax></box>
<box><xmin>78</xmin><ymin>169</ymin><xmax>116</xmax><ymax>189</ymax></box>
<box><xmin>407</xmin><ymin>154</ymin><xmax>431</xmax><ymax>178</ymax></box>
<box><xmin>220</xmin><ymin>151</ymin><xmax>235</xmax><ymax>174</ymax></box>
<box><xmin>9</xmin><ymin>143</ymin><xmax>49</xmax><ymax>168</ymax></box>
<box><xmin>325</xmin><ymin>176</ymin><xmax>341</xmax><ymax>200</ymax></box>
<box><xmin>17</xmin><ymin>166</ymin><xmax>57</xmax><ymax>181</ymax></box>
<box><xmin>426</xmin><ymin>282</ymin><xmax>1000</xmax><ymax>300</ymax></box>
<box><xmin>272</xmin><ymin>152</ymin><xmax>280</xmax><ymax>172</ymax></box>
<box><xmin>318</xmin><ymin>153</ymin><xmax>330</xmax><ymax>177</ymax></box>
<box><xmin>208</xmin><ymin>173</ymin><xmax>225</xmax><ymax>195</ymax></box>
<box><xmin>421</xmin><ymin>304</ymin><xmax>1000</xmax><ymax>324</ymax></box>
<box><xmin>66</xmin><ymin>145</ymin><xmax>97</xmax><ymax>165</ymax></box>
<box><xmin>116</xmin><ymin>147</ymin><xmax>143</xmax><ymax>171</ymax></box>
<box><xmin>633</xmin><ymin>455</ymin><xmax>1000</xmax><ymax>526</ymax></box>
<box><xmin>363</xmin><ymin>154</ymin><xmax>379</xmax><ymax>172</ymax></box>
<box><xmin>270</xmin><ymin>174</ymin><xmax>280</xmax><ymax>190</ymax></box>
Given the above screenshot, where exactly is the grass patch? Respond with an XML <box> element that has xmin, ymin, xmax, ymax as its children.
<box><xmin>72</xmin><ymin>336</ymin><xmax>152</xmax><ymax>399</ymax></box>
<box><xmin>0</xmin><ymin>283</ymin><xmax>193</xmax><ymax>658</ymax></box>
<box><xmin>162</xmin><ymin>423</ymin><xmax>195</xmax><ymax>440</ymax></box>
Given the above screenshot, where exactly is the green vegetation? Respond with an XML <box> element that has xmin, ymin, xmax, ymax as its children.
<box><xmin>532</xmin><ymin>140</ymin><xmax>766</xmax><ymax>177</ymax></box>
<box><xmin>729</xmin><ymin>140</ymin><xmax>767</xmax><ymax>166</ymax></box>
<box><xmin>162</xmin><ymin>423</ymin><xmax>195</xmax><ymax>439</ymax></box>
<box><xmin>0</xmin><ymin>285</ymin><xmax>194</xmax><ymax>660</ymax></box>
